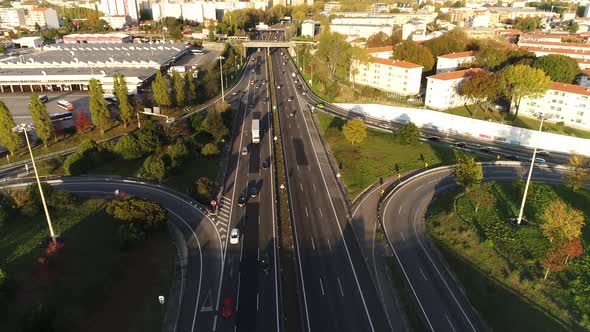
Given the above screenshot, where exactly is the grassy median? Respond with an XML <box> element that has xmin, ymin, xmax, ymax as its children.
<box><xmin>0</xmin><ymin>198</ymin><xmax>174</xmax><ymax>332</ymax></box>
<box><xmin>426</xmin><ymin>182</ymin><xmax>590</xmax><ymax>331</ymax></box>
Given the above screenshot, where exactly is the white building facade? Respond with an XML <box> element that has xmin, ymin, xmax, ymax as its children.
<box><xmin>515</xmin><ymin>82</ymin><xmax>590</xmax><ymax>129</ymax></box>
<box><xmin>101</xmin><ymin>0</ymin><xmax>139</xmax><ymax>22</ymax></box>
<box><xmin>425</xmin><ymin>68</ymin><xmax>486</xmax><ymax>110</ymax></box>
<box><xmin>301</xmin><ymin>20</ymin><xmax>319</xmax><ymax>37</ymax></box>
<box><xmin>26</xmin><ymin>7</ymin><xmax>59</xmax><ymax>30</ymax></box>
<box><xmin>436</xmin><ymin>51</ymin><xmax>477</xmax><ymax>73</ymax></box>
<box><xmin>351</xmin><ymin>57</ymin><xmax>423</xmax><ymax>96</ymax></box>
<box><xmin>0</xmin><ymin>8</ymin><xmax>26</xmax><ymax>29</ymax></box>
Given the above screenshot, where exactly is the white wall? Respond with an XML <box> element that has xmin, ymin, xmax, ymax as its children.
<box><xmin>336</xmin><ymin>103</ymin><xmax>590</xmax><ymax>156</ymax></box>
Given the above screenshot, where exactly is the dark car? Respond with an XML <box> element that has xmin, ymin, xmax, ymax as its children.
<box><xmin>259</xmin><ymin>253</ymin><xmax>270</xmax><ymax>273</ymax></box>
<box><xmin>262</xmin><ymin>160</ymin><xmax>270</xmax><ymax>170</ymax></box>
<box><xmin>505</xmin><ymin>154</ymin><xmax>519</xmax><ymax>161</ymax></box>
<box><xmin>479</xmin><ymin>146</ymin><xmax>493</xmax><ymax>153</ymax></box>
<box><xmin>427</xmin><ymin>136</ymin><xmax>440</xmax><ymax>142</ymax></box>
<box><xmin>221</xmin><ymin>297</ymin><xmax>233</xmax><ymax>318</ymax></box>
<box><xmin>249</xmin><ymin>185</ymin><xmax>259</xmax><ymax>198</ymax></box>
<box><xmin>237</xmin><ymin>192</ymin><xmax>247</xmax><ymax>207</ymax></box>
<box><xmin>455</xmin><ymin>142</ymin><xmax>467</xmax><ymax>148</ymax></box>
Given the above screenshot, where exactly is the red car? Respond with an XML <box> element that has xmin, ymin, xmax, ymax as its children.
<box><xmin>221</xmin><ymin>297</ymin><xmax>233</xmax><ymax>318</ymax></box>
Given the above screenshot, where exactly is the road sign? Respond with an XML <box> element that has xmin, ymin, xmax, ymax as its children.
<box><xmin>211</xmin><ymin>200</ymin><xmax>217</xmax><ymax>207</ymax></box>
<box><xmin>158</xmin><ymin>296</ymin><xmax>165</xmax><ymax>304</ymax></box>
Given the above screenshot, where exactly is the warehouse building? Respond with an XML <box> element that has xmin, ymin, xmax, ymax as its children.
<box><xmin>63</xmin><ymin>33</ymin><xmax>132</xmax><ymax>44</ymax></box>
<box><xmin>0</xmin><ymin>43</ymin><xmax>188</xmax><ymax>94</ymax></box>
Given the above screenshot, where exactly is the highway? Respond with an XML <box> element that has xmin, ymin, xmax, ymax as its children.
<box><xmin>381</xmin><ymin>163</ymin><xmax>568</xmax><ymax>331</ymax></box>
<box><xmin>216</xmin><ymin>50</ymin><xmax>280</xmax><ymax>332</ymax></box>
<box><xmin>271</xmin><ymin>48</ymin><xmax>395</xmax><ymax>332</ymax></box>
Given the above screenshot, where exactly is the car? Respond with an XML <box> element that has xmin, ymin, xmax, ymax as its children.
<box><xmin>256</xmin><ymin>85</ymin><xmax>260</xmax><ymax>89</ymax></box>
<box><xmin>38</xmin><ymin>95</ymin><xmax>48</xmax><ymax>103</ymax></box>
<box><xmin>294</xmin><ymin>80</ymin><xmax>298</xmax><ymax>84</ymax></box>
<box><xmin>281</xmin><ymin>71</ymin><xmax>285</xmax><ymax>75</ymax></box>
<box><xmin>262</xmin><ymin>160</ymin><xmax>270</xmax><ymax>170</ymax></box>
<box><xmin>262</xmin><ymin>98</ymin><xmax>267</xmax><ymax>104</ymax></box>
<box><xmin>302</xmin><ymin>91</ymin><xmax>306</xmax><ymax>96</ymax></box>
<box><xmin>455</xmin><ymin>142</ymin><xmax>467</xmax><ymax>148</ymax></box>
<box><xmin>537</xmin><ymin>150</ymin><xmax>550</xmax><ymax>157</ymax></box>
<box><xmin>505</xmin><ymin>154</ymin><xmax>519</xmax><ymax>161</ymax></box>
<box><xmin>379</xmin><ymin>123</ymin><xmax>391</xmax><ymax>129</ymax></box>
<box><xmin>534</xmin><ymin>157</ymin><xmax>546</xmax><ymax>164</ymax></box>
<box><xmin>282</xmin><ymin>62</ymin><xmax>286</xmax><ymax>66</ymax></box>
<box><xmin>250</xmin><ymin>80</ymin><xmax>255</xmax><ymax>85</ymax></box>
<box><xmin>241</xmin><ymin>146</ymin><xmax>248</xmax><ymax>155</ymax></box>
<box><xmin>237</xmin><ymin>192</ymin><xmax>247</xmax><ymax>207</ymax></box>
<box><xmin>427</xmin><ymin>136</ymin><xmax>440</xmax><ymax>141</ymax></box>
<box><xmin>287</xmin><ymin>97</ymin><xmax>293</xmax><ymax>102</ymax></box>
<box><xmin>230</xmin><ymin>228</ymin><xmax>240</xmax><ymax>245</ymax></box>
<box><xmin>221</xmin><ymin>297</ymin><xmax>234</xmax><ymax>318</ymax></box>
<box><xmin>276</xmin><ymin>84</ymin><xmax>281</xmax><ymax>89</ymax></box>
<box><xmin>249</xmin><ymin>104</ymin><xmax>254</xmax><ymax>110</ymax></box>
<box><xmin>262</xmin><ymin>80</ymin><xmax>266</xmax><ymax>85</ymax></box>
<box><xmin>290</xmin><ymin>111</ymin><xmax>296</xmax><ymax>117</ymax></box>
<box><xmin>259</xmin><ymin>253</ymin><xmax>270</xmax><ymax>273</ymax></box>
<box><xmin>316</xmin><ymin>103</ymin><xmax>325</xmax><ymax>109</ymax></box>
<box><xmin>232</xmin><ymin>91</ymin><xmax>238</xmax><ymax>95</ymax></box>
<box><xmin>251</xmin><ymin>69</ymin><xmax>255</xmax><ymax>73</ymax></box>
<box><xmin>479</xmin><ymin>146</ymin><xmax>493</xmax><ymax>153</ymax></box>
<box><xmin>249</xmin><ymin>185</ymin><xmax>259</xmax><ymax>198</ymax></box>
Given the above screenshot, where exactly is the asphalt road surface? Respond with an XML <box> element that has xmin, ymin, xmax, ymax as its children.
<box><xmin>271</xmin><ymin>48</ymin><xmax>394</xmax><ymax>332</ymax></box>
<box><xmin>381</xmin><ymin>163</ymin><xmax>568</xmax><ymax>331</ymax></box>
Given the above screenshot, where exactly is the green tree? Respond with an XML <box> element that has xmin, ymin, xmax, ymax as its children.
<box><xmin>107</xmin><ymin>197</ymin><xmax>167</xmax><ymax>231</ymax></box>
<box><xmin>114</xmin><ymin>135</ymin><xmax>144</xmax><ymax>160</ymax></box>
<box><xmin>201</xmin><ymin>142</ymin><xmax>220</xmax><ymax>156</ymax></box>
<box><xmin>452</xmin><ymin>156</ymin><xmax>483</xmax><ymax>191</ymax></box>
<box><xmin>465</xmin><ymin>183</ymin><xmax>496</xmax><ymax>213</ymax></box>
<box><xmin>140</xmin><ymin>155</ymin><xmax>166</xmax><ymax>181</ymax></box>
<box><xmin>169</xmin><ymin>26</ymin><xmax>183</xmax><ymax>40</ymax></box>
<box><xmin>458</xmin><ymin>71</ymin><xmax>502</xmax><ymax>111</ymax></box>
<box><xmin>348</xmin><ymin>47</ymin><xmax>369</xmax><ymax>89</ymax></box>
<box><xmin>366</xmin><ymin>31</ymin><xmax>390</xmax><ymax>47</ymax></box>
<box><xmin>190</xmin><ymin>113</ymin><xmax>204</xmax><ymax>132</ymax></box>
<box><xmin>393</xmin><ymin>40</ymin><xmax>434</xmax><ymax>71</ymax></box>
<box><xmin>514</xmin><ymin>17</ymin><xmax>541</xmax><ymax>32</ymax></box>
<box><xmin>185</xmin><ymin>70</ymin><xmax>196</xmax><ymax>104</ymax></box>
<box><xmin>151</xmin><ymin>71</ymin><xmax>171</xmax><ymax>107</ymax></box>
<box><xmin>500</xmin><ymin>64</ymin><xmax>551</xmax><ymax>119</ymax></box>
<box><xmin>532</xmin><ymin>54</ymin><xmax>580</xmax><ymax>84</ymax></box>
<box><xmin>562</xmin><ymin>155</ymin><xmax>589</xmax><ymax>192</ymax></box>
<box><xmin>424</xmin><ymin>29</ymin><xmax>467</xmax><ymax>57</ymax></box>
<box><xmin>475</xmin><ymin>41</ymin><xmax>509</xmax><ymax>70</ymax></box>
<box><xmin>396</xmin><ymin>122</ymin><xmax>420</xmax><ymax>145</ymax></box>
<box><xmin>342</xmin><ymin>119</ymin><xmax>367</xmax><ymax>145</ymax></box>
<box><xmin>541</xmin><ymin>199</ymin><xmax>585</xmax><ymax>244</ymax></box>
<box><xmin>201</xmin><ymin>109</ymin><xmax>228</xmax><ymax>141</ymax></box>
<box><xmin>136</xmin><ymin>119</ymin><xmax>160</xmax><ymax>153</ymax></box>
<box><xmin>315</xmin><ymin>31</ymin><xmax>351</xmax><ymax>80</ymax></box>
<box><xmin>113</xmin><ymin>74</ymin><xmax>133</xmax><ymax>127</ymax></box>
<box><xmin>28</xmin><ymin>92</ymin><xmax>53</xmax><ymax>147</ymax></box>
<box><xmin>195</xmin><ymin>177</ymin><xmax>217</xmax><ymax>201</ymax></box>
<box><xmin>0</xmin><ymin>192</ymin><xmax>15</xmax><ymax>226</ymax></box>
<box><xmin>168</xmin><ymin>139</ymin><xmax>189</xmax><ymax>168</ymax></box>
<box><xmin>88</xmin><ymin>78</ymin><xmax>111</xmax><ymax>134</ymax></box>
<box><xmin>172</xmin><ymin>70</ymin><xmax>185</xmax><ymax>106</ymax></box>
<box><xmin>0</xmin><ymin>100</ymin><xmax>22</xmax><ymax>157</ymax></box>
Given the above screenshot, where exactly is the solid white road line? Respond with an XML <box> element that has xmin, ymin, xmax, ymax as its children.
<box><xmin>319</xmin><ymin>208</ymin><xmax>323</xmax><ymax>217</ymax></box>
<box><xmin>240</xmin><ymin>236</ymin><xmax>244</xmax><ymax>262</ymax></box>
<box><xmin>337</xmin><ymin>277</ymin><xmax>344</xmax><ymax>297</ymax></box>
<box><xmin>311</xmin><ymin>236</ymin><xmax>316</xmax><ymax>251</ymax></box>
<box><xmin>258</xmin><ymin>215</ymin><xmax>261</xmax><ymax>225</ymax></box>
<box><xmin>419</xmin><ymin>267</ymin><xmax>428</xmax><ymax>281</ymax></box>
<box><xmin>257</xmin><ymin>292</ymin><xmax>260</xmax><ymax>311</ymax></box>
<box><xmin>400</xmin><ymin>232</ymin><xmax>406</xmax><ymax>242</ymax></box>
<box><xmin>300</xmin><ymin>183</ymin><xmax>303</xmax><ymax>191</ymax></box>
<box><xmin>327</xmin><ymin>239</ymin><xmax>332</xmax><ymax>251</ymax></box>
<box><xmin>319</xmin><ymin>278</ymin><xmax>325</xmax><ymax>296</ymax></box>
<box><xmin>313</xmin><ymin>183</ymin><xmax>317</xmax><ymax>192</ymax></box>
<box><xmin>305</xmin><ymin>206</ymin><xmax>309</xmax><ymax>217</ymax></box>
<box><xmin>398</xmin><ymin>205</ymin><xmax>403</xmax><ymax>215</ymax></box>
<box><xmin>446</xmin><ymin>315</ymin><xmax>457</xmax><ymax>332</ymax></box>
<box><xmin>258</xmin><ymin>247</ymin><xmax>260</xmax><ymax>260</ymax></box>
<box><xmin>236</xmin><ymin>271</ymin><xmax>241</xmax><ymax>310</ymax></box>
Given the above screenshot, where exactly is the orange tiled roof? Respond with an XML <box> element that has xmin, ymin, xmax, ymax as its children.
<box><xmin>427</xmin><ymin>68</ymin><xmax>487</xmax><ymax>80</ymax></box>
<box><xmin>581</xmin><ymin>69</ymin><xmax>590</xmax><ymax>76</ymax></box>
<box><xmin>520</xmin><ymin>45</ymin><xmax>590</xmax><ymax>56</ymax></box>
<box><xmin>371</xmin><ymin>57</ymin><xmax>423</xmax><ymax>69</ymax></box>
<box><xmin>518</xmin><ymin>40</ymin><xmax>590</xmax><ymax>48</ymax></box>
<box><xmin>366</xmin><ymin>46</ymin><xmax>393</xmax><ymax>54</ymax></box>
<box><xmin>438</xmin><ymin>50</ymin><xmax>478</xmax><ymax>59</ymax></box>
<box><xmin>551</xmin><ymin>82</ymin><xmax>590</xmax><ymax>96</ymax></box>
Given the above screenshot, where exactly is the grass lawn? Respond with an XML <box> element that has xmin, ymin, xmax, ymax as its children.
<box><xmin>444</xmin><ymin>105</ymin><xmax>590</xmax><ymax>139</ymax></box>
<box><xmin>0</xmin><ymin>198</ymin><xmax>174</xmax><ymax>332</ymax></box>
<box><xmin>426</xmin><ymin>182</ymin><xmax>590</xmax><ymax>331</ymax></box>
<box><xmin>315</xmin><ymin>112</ymin><xmax>489</xmax><ymax>200</ymax></box>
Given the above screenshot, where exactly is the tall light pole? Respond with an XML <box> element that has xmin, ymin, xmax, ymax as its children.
<box><xmin>516</xmin><ymin>116</ymin><xmax>545</xmax><ymax>225</ymax></box>
<box><xmin>218</xmin><ymin>55</ymin><xmax>225</xmax><ymax>102</ymax></box>
<box><xmin>15</xmin><ymin>123</ymin><xmax>57</xmax><ymax>242</ymax></box>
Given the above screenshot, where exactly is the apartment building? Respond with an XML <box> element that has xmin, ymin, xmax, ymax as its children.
<box><xmin>101</xmin><ymin>0</ymin><xmax>139</xmax><ymax>22</ymax></box>
<box><xmin>100</xmin><ymin>15</ymin><xmax>132</xmax><ymax>29</ymax></box>
<box><xmin>515</xmin><ymin>82</ymin><xmax>590</xmax><ymax>130</ymax></box>
<box><xmin>366</xmin><ymin>46</ymin><xmax>393</xmax><ymax>59</ymax></box>
<box><xmin>26</xmin><ymin>7</ymin><xmax>59</xmax><ymax>30</ymax></box>
<box><xmin>351</xmin><ymin>57</ymin><xmax>423</xmax><ymax>96</ymax></box>
<box><xmin>301</xmin><ymin>20</ymin><xmax>320</xmax><ymax>37</ymax></box>
<box><xmin>436</xmin><ymin>51</ymin><xmax>477</xmax><ymax>73</ymax></box>
<box><xmin>425</xmin><ymin>68</ymin><xmax>486</xmax><ymax>110</ymax></box>
<box><xmin>0</xmin><ymin>8</ymin><xmax>26</xmax><ymax>29</ymax></box>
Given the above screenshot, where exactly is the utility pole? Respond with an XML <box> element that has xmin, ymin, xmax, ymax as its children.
<box><xmin>516</xmin><ymin>116</ymin><xmax>545</xmax><ymax>225</ymax></box>
<box><xmin>218</xmin><ymin>55</ymin><xmax>225</xmax><ymax>102</ymax></box>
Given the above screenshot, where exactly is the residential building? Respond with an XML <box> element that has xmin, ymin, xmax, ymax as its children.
<box><xmin>0</xmin><ymin>8</ymin><xmax>26</xmax><ymax>29</ymax></box>
<box><xmin>25</xmin><ymin>7</ymin><xmax>59</xmax><ymax>30</ymax></box>
<box><xmin>425</xmin><ymin>68</ymin><xmax>486</xmax><ymax>110</ymax></box>
<box><xmin>367</xmin><ymin>46</ymin><xmax>393</xmax><ymax>59</ymax></box>
<box><xmin>436</xmin><ymin>51</ymin><xmax>477</xmax><ymax>73</ymax></box>
<box><xmin>372</xmin><ymin>3</ymin><xmax>389</xmax><ymax>14</ymax></box>
<box><xmin>324</xmin><ymin>1</ymin><xmax>341</xmax><ymax>13</ymax></box>
<box><xmin>330</xmin><ymin>20</ymin><xmax>394</xmax><ymax>38</ymax></box>
<box><xmin>100</xmin><ymin>15</ymin><xmax>131</xmax><ymax>29</ymax></box>
<box><xmin>301</xmin><ymin>20</ymin><xmax>320</xmax><ymax>37</ymax></box>
<box><xmin>515</xmin><ymin>82</ymin><xmax>590</xmax><ymax>130</ymax></box>
<box><xmin>101</xmin><ymin>0</ymin><xmax>139</xmax><ymax>22</ymax></box>
<box><xmin>351</xmin><ymin>57</ymin><xmax>423</xmax><ymax>96</ymax></box>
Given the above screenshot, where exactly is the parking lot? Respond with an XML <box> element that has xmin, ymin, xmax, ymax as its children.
<box><xmin>174</xmin><ymin>48</ymin><xmax>221</xmax><ymax>69</ymax></box>
<box><xmin>0</xmin><ymin>92</ymin><xmax>90</xmax><ymax>122</ymax></box>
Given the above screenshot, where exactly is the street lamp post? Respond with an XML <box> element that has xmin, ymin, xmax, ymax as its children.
<box><xmin>15</xmin><ymin>123</ymin><xmax>57</xmax><ymax>242</ymax></box>
<box><xmin>516</xmin><ymin>116</ymin><xmax>545</xmax><ymax>225</ymax></box>
<box><xmin>218</xmin><ymin>55</ymin><xmax>225</xmax><ymax>102</ymax></box>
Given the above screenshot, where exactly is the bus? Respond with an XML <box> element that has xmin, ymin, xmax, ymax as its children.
<box><xmin>49</xmin><ymin>111</ymin><xmax>73</xmax><ymax>122</ymax></box>
<box><xmin>56</xmin><ymin>100</ymin><xmax>74</xmax><ymax>110</ymax></box>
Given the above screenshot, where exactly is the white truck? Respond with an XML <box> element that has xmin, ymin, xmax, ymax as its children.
<box><xmin>252</xmin><ymin>119</ymin><xmax>260</xmax><ymax>144</ymax></box>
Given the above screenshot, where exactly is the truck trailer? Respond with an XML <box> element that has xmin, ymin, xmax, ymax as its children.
<box><xmin>252</xmin><ymin>119</ymin><xmax>260</xmax><ymax>144</ymax></box>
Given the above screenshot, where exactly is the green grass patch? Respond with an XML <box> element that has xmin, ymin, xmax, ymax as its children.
<box><xmin>426</xmin><ymin>182</ymin><xmax>590</xmax><ymax>331</ymax></box>
<box><xmin>315</xmin><ymin>112</ymin><xmax>489</xmax><ymax>200</ymax></box>
<box><xmin>0</xmin><ymin>198</ymin><xmax>174</xmax><ymax>332</ymax></box>
<box><xmin>444</xmin><ymin>105</ymin><xmax>590</xmax><ymax>139</ymax></box>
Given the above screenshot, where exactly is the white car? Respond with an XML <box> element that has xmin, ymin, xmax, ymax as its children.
<box><xmin>230</xmin><ymin>228</ymin><xmax>240</xmax><ymax>244</ymax></box>
<box><xmin>241</xmin><ymin>146</ymin><xmax>248</xmax><ymax>155</ymax></box>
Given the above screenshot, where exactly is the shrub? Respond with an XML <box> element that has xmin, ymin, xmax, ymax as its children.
<box><xmin>136</xmin><ymin>119</ymin><xmax>160</xmax><ymax>153</ymax></box>
<box><xmin>116</xmin><ymin>222</ymin><xmax>146</xmax><ymax>250</ymax></box>
<box><xmin>63</xmin><ymin>152</ymin><xmax>87</xmax><ymax>176</ymax></box>
<box><xmin>107</xmin><ymin>197</ymin><xmax>167</xmax><ymax>232</ymax></box>
<box><xmin>195</xmin><ymin>177</ymin><xmax>217</xmax><ymax>202</ymax></box>
<box><xmin>201</xmin><ymin>142</ymin><xmax>220</xmax><ymax>156</ymax></box>
<box><xmin>190</xmin><ymin>113</ymin><xmax>204</xmax><ymax>132</ymax></box>
<box><xmin>396</xmin><ymin>122</ymin><xmax>420</xmax><ymax>145</ymax></box>
<box><xmin>0</xmin><ymin>192</ymin><xmax>15</xmax><ymax>227</ymax></box>
<box><xmin>114</xmin><ymin>135</ymin><xmax>144</xmax><ymax>160</ymax></box>
<box><xmin>139</xmin><ymin>155</ymin><xmax>167</xmax><ymax>180</ymax></box>
<box><xmin>168</xmin><ymin>139</ymin><xmax>189</xmax><ymax>168</ymax></box>
<box><xmin>48</xmin><ymin>190</ymin><xmax>76</xmax><ymax>211</ymax></box>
